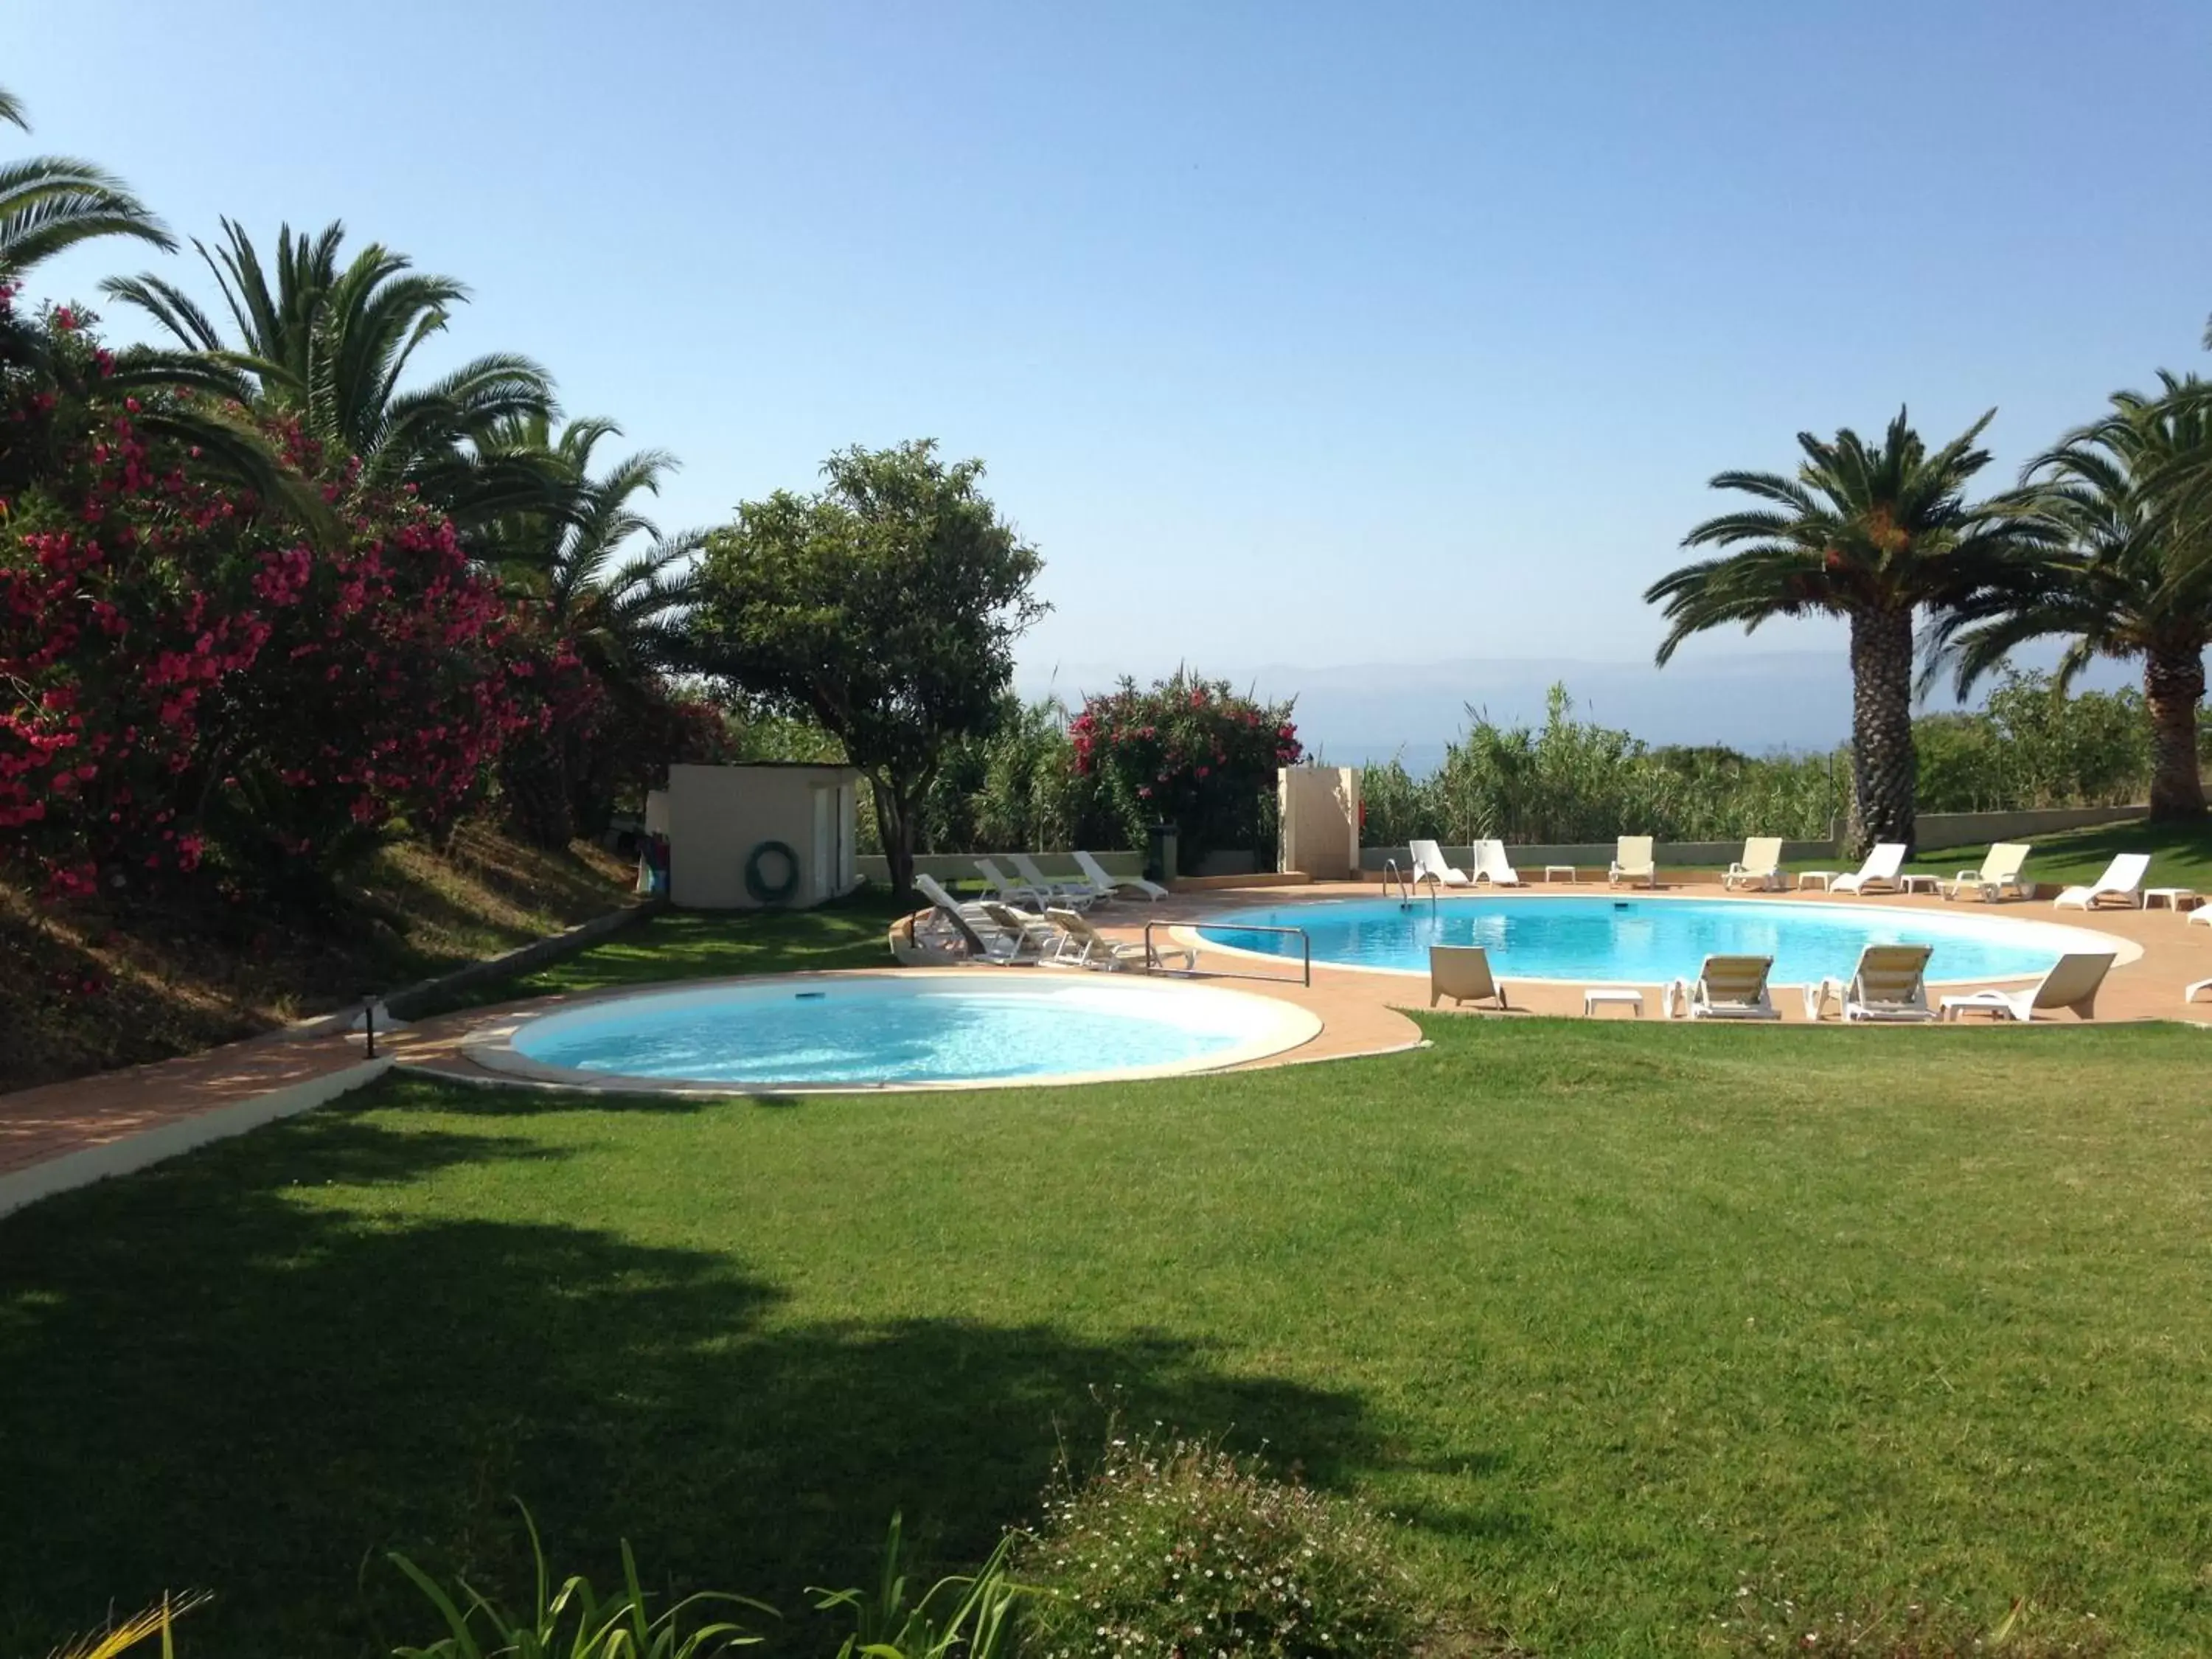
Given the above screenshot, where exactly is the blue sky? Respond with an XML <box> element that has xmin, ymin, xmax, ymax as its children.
<box><xmin>10</xmin><ymin>1</ymin><xmax>2211</xmax><ymax>739</ymax></box>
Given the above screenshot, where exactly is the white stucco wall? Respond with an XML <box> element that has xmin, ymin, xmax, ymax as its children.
<box><xmin>1279</xmin><ymin>766</ymin><xmax>1361</xmax><ymax>879</ymax></box>
<box><xmin>664</xmin><ymin>763</ymin><xmax>860</xmax><ymax>909</ymax></box>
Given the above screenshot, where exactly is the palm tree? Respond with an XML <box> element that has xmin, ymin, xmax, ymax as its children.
<box><xmin>1646</xmin><ymin>409</ymin><xmax>2054</xmax><ymax>854</ymax></box>
<box><xmin>1931</xmin><ymin>375</ymin><xmax>2212</xmax><ymax>820</ymax></box>
<box><xmin>475</xmin><ymin>414</ymin><xmax>703</xmax><ymax>842</ymax></box>
<box><xmin>102</xmin><ymin>220</ymin><xmax>555</xmax><ymax>530</ymax></box>
<box><xmin>0</xmin><ymin>85</ymin><xmax>172</xmax><ymax>284</ymax></box>
<box><xmin>479</xmin><ymin>414</ymin><xmax>701</xmax><ymax>672</ymax></box>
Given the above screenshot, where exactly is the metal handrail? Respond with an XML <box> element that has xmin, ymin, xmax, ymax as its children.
<box><xmin>1147</xmin><ymin>919</ymin><xmax>1310</xmax><ymax>987</ymax></box>
<box><xmin>1382</xmin><ymin>858</ymin><xmax>1410</xmax><ymax>905</ymax></box>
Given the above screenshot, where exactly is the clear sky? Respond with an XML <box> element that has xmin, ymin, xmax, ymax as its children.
<box><xmin>10</xmin><ymin>1</ymin><xmax>2211</xmax><ymax>712</ymax></box>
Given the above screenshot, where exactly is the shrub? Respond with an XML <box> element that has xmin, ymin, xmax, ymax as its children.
<box><xmin>1072</xmin><ymin>672</ymin><xmax>1301</xmax><ymax>870</ymax></box>
<box><xmin>0</xmin><ymin>299</ymin><xmax>528</xmax><ymax>903</ymax></box>
<box><xmin>1022</xmin><ymin>1433</ymin><xmax>1423</xmax><ymax>1658</ymax></box>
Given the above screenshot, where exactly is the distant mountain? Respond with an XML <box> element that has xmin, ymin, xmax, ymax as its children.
<box><xmin>1018</xmin><ymin>648</ymin><xmax>2134</xmax><ymax>774</ymax></box>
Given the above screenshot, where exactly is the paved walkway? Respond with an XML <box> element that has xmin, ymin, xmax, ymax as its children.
<box><xmin>4</xmin><ymin>872</ymin><xmax>2206</xmax><ymax>1211</ymax></box>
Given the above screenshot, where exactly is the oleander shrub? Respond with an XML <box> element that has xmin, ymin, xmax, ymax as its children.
<box><xmin>1071</xmin><ymin>672</ymin><xmax>1301</xmax><ymax>870</ymax></box>
<box><xmin>1022</xmin><ymin>1433</ymin><xmax>1423</xmax><ymax>1659</ymax></box>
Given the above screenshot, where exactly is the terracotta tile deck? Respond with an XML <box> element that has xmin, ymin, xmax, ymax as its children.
<box><xmin>5</xmin><ymin>873</ymin><xmax>2208</xmax><ymax>1206</ymax></box>
<box><xmin>0</xmin><ymin>1037</ymin><xmax>373</xmax><ymax>1180</ymax></box>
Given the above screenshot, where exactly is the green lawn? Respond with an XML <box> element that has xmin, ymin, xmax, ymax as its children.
<box><xmin>7</xmin><ymin>1008</ymin><xmax>2212</xmax><ymax>1655</ymax></box>
<box><xmin>1908</xmin><ymin>815</ymin><xmax>2212</xmax><ymax>891</ymax></box>
<box><xmin>410</xmin><ymin>891</ymin><xmax>908</xmax><ymax>1015</ymax></box>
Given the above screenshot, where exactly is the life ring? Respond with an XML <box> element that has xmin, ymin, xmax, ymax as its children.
<box><xmin>743</xmin><ymin>839</ymin><xmax>801</xmax><ymax>905</ymax></box>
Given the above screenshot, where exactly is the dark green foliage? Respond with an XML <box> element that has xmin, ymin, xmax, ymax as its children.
<box><xmin>692</xmin><ymin>441</ymin><xmax>1047</xmax><ymax>900</ymax></box>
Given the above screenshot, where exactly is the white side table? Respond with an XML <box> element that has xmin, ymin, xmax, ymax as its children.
<box><xmin>1899</xmin><ymin>873</ymin><xmax>1941</xmax><ymax>896</ymax></box>
<box><xmin>2146</xmin><ymin>887</ymin><xmax>2199</xmax><ymax>911</ymax></box>
<box><xmin>1544</xmin><ymin>864</ymin><xmax>1579</xmax><ymax>883</ymax></box>
<box><xmin>1796</xmin><ymin>872</ymin><xmax>1836</xmax><ymax>891</ymax></box>
<box><xmin>1583</xmin><ymin>986</ymin><xmax>1644</xmax><ymax>1018</ymax></box>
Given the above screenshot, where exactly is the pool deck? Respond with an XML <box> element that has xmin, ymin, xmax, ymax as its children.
<box><xmin>3</xmin><ymin>872</ymin><xmax>2207</xmax><ymax>1213</ymax></box>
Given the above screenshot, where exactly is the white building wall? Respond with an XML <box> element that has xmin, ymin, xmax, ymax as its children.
<box><xmin>664</xmin><ymin>763</ymin><xmax>860</xmax><ymax>909</ymax></box>
<box><xmin>1278</xmin><ymin>767</ymin><xmax>1360</xmax><ymax>879</ymax></box>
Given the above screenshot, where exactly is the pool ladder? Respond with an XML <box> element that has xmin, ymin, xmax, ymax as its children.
<box><xmin>1381</xmin><ymin>858</ymin><xmax>1439</xmax><ymax>917</ymax></box>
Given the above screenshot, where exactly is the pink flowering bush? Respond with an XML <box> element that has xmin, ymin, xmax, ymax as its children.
<box><xmin>1070</xmin><ymin>670</ymin><xmax>1301</xmax><ymax>869</ymax></box>
<box><xmin>1022</xmin><ymin>1431</ymin><xmax>1423</xmax><ymax>1658</ymax></box>
<box><xmin>0</xmin><ymin>299</ymin><xmax>527</xmax><ymax>901</ymax></box>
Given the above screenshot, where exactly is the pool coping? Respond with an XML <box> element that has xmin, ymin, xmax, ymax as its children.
<box><xmin>453</xmin><ymin>967</ymin><xmax>1329</xmax><ymax>1096</ymax></box>
<box><xmin>1172</xmin><ymin>888</ymin><xmax>2146</xmax><ymax>987</ymax></box>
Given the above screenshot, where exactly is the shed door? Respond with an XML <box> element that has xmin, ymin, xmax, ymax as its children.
<box><xmin>810</xmin><ymin>786</ymin><xmax>833</xmax><ymax>901</ymax></box>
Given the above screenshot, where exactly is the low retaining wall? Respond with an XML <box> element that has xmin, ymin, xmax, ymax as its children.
<box><xmin>1360</xmin><ymin>840</ymin><xmax>1832</xmax><ymax>875</ymax></box>
<box><xmin>375</xmin><ymin>900</ymin><xmax>663</xmax><ymax>1022</ymax></box>
<box><xmin>855</xmin><ymin>850</ymin><xmax>1144</xmax><ymax>884</ymax></box>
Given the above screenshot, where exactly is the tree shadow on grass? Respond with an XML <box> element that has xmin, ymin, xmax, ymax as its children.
<box><xmin>0</xmin><ymin>1109</ymin><xmax>1387</xmax><ymax>1659</ymax></box>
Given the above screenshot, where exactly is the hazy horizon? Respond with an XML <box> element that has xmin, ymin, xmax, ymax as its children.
<box><xmin>1016</xmin><ymin>644</ymin><xmax>2138</xmax><ymax>771</ymax></box>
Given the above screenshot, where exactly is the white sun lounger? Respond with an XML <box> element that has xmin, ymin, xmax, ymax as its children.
<box><xmin>1073</xmin><ymin>849</ymin><xmax>1169</xmax><ymax>901</ymax></box>
<box><xmin>1429</xmin><ymin>944</ymin><xmax>1508</xmax><ymax>1009</ymax></box>
<box><xmin>1608</xmin><ymin>836</ymin><xmax>1656</xmax><ymax>888</ymax></box>
<box><xmin>1831</xmin><ymin>843</ymin><xmax>1907</xmax><ymax>895</ymax></box>
<box><xmin>973</xmin><ymin>857</ymin><xmax>1054</xmax><ymax>909</ymax></box>
<box><xmin>912</xmin><ymin>874</ymin><xmax>1039</xmax><ymax>964</ymax></box>
<box><xmin>1665</xmin><ymin>954</ymin><xmax>1779</xmax><ymax>1019</ymax></box>
<box><xmin>1043</xmin><ymin>907</ymin><xmax>1194</xmax><ymax>972</ymax></box>
<box><xmin>1939</xmin><ymin>842</ymin><xmax>2031</xmax><ymax>903</ymax></box>
<box><xmin>1408</xmin><ymin>839</ymin><xmax>1470</xmax><ymax>888</ymax></box>
<box><xmin>2053</xmin><ymin>852</ymin><xmax>2151</xmax><ymax>910</ymax></box>
<box><xmin>1806</xmin><ymin>942</ymin><xmax>1935</xmax><ymax>1021</ymax></box>
<box><xmin>1472</xmin><ymin>839</ymin><xmax>1523</xmax><ymax>886</ymax></box>
<box><xmin>1009</xmin><ymin>852</ymin><xmax>1105</xmax><ymax>908</ymax></box>
<box><xmin>1941</xmin><ymin>951</ymin><xmax>2115</xmax><ymax>1022</ymax></box>
<box><xmin>1722</xmin><ymin>838</ymin><xmax>1785</xmax><ymax>891</ymax></box>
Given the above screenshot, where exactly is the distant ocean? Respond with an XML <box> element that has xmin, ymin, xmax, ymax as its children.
<box><xmin>1023</xmin><ymin>648</ymin><xmax>2133</xmax><ymax>779</ymax></box>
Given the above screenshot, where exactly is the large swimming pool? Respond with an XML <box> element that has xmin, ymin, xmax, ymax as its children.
<box><xmin>1195</xmin><ymin>894</ymin><xmax>2115</xmax><ymax>984</ymax></box>
<box><xmin>470</xmin><ymin>973</ymin><xmax>1321</xmax><ymax>1091</ymax></box>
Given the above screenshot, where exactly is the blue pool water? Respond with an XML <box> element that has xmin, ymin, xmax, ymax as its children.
<box><xmin>504</xmin><ymin>976</ymin><xmax>1310</xmax><ymax>1087</ymax></box>
<box><xmin>1197</xmin><ymin>895</ymin><xmax>2097</xmax><ymax>984</ymax></box>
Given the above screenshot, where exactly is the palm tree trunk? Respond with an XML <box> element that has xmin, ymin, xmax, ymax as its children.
<box><xmin>1846</xmin><ymin>605</ymin><xmax>1917</xmax><ymax>856</ymax></box>
<box><xmin>2144</xmin><ymin>644</ymin><xmax>2208</xmax><ymax>821</ymax></box>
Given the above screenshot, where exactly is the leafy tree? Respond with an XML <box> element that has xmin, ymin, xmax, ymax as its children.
<box><xmin>691</xmin><ymin>440</ymin><xmax>1046</xmax><ymax>902</ymax></box>
<box><xmin>102</xmin><ymin>220</ymin><xmax>555</xmax><ymax>532</ymax></box>
<box><xmin>1933</xmin><ymin>376</ymin><xmax>2212</xmax><ymax>819</ymax></box>
<box><xmin>0</xmin><ymin>84</ymin><xmax>172</xmax><ymax>287</ymax></box>
<box><xmin>1646</xmin><ymin>409</ymin><xmax>2053</xmax><ymax>854</ymax></box>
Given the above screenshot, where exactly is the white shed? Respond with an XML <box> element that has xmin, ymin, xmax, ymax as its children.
<box><xmin>644</xmin><ymin>762</ymin><xmax>862</xmax><ymax>909</ymax></box>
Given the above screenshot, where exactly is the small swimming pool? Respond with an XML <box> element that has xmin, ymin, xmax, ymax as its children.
<box><xmin>469</xmin><ymin>972</ymin><xmax>1321</xmax><ymax>1091</ymax></box>
<box><xmin>1195</xmin><ymin>894</ymin><xmax>2122</xmax><ymax>985</ymax></box>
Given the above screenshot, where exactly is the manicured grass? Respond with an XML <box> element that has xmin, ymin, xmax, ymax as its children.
<box><xmin>1910</xmin><ymin>815</ymin><xmax>2212</xmax><ymax>891</ymax></box>
<box><xmin>6</xmin><ymin>1016</ymin><xmax>2212</xmax><ymax>1655</ymax></box>
<box><xmin>417</xmin><ymin>891</ymin><xmax>908</xmax><ymax>1013</ymax></box>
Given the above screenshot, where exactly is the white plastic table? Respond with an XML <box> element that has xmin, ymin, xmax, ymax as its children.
<box><xmin>2146</xmin><ymin>887</ymin><xmax>2199</xmax><ymax>911</ymax></box>
<box><xmin>1899</xmin><ymin>874</ymin><xmax>1941</xmax><ymax>895</ymax></box>
<box><xmin>1544</xmin><ymin>864</ymin><xmax>1579</xmax><ymax>883</ymax></box>
<box><xmin>1583</xmin><ymin>986</ymin><xmax>1645</xmax><ymax>1018</ymax></box>
<box><xmin>1795</xmin><ymin>872</ymin><xmax>1837</xmax><ymax>891</ymax></box>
